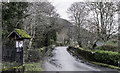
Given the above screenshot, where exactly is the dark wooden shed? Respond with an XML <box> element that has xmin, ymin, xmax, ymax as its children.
<box><xmin>7</xmin><ymin>29</ymin><xmax>31</xmax><ymax>65</ymax></box>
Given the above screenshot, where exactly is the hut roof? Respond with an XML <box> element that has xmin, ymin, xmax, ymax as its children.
<box><xmin>8</xmin><ymin>29</ymin><xmax>31</xmax><ymax>39</ymax></box>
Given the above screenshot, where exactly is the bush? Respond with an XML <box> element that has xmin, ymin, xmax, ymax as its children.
<box><xmin>105</xmin><ymin>39</ymin><xmax>118</xmax><ymax>46</ymax></box>
<box><xmin>94</xmin><ymin>50</ymin><xmax>120</xmax><ymax>66</ymax></box>
<box><xmin>95</xmin><ymin>45</ymin><xmax>118</xmax><ymax>52</ymax></box>
<box><xmin>56</xmin><ymin>42</ymin><xmax>64</xmax><ymax>46</ymax></box>
<box><xmin>26</xmin><ymin>49</ymin><xmax>41</xmax><ymax>62</ymax></box>
<box><xmin>77</xmin><ymin>49</ymin><xmax>94</xmax><ymax>61</ymax></box>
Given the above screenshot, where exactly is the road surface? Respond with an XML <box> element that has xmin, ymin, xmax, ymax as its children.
<box><xmin>42</xmin><ymin>46</ymin><xmax>119</xmax><ymax>72</ymax></box>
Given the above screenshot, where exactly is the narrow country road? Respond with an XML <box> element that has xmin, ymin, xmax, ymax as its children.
<box><xmin>42</xmin><ymin>46</ymin><xmax>119</xmax><ymax>72</ymax></box>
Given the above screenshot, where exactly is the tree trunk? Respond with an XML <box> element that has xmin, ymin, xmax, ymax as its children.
<box><xmin>28</xmin><ymin>38</ymin><xmax>33</xmax><ymax>49</ymax></box>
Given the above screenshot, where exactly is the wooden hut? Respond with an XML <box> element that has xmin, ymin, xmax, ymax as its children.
<box><xmin>7</xmin><ymin>29</ymin><xmax>31</xmax><ymax>65</ymax></box>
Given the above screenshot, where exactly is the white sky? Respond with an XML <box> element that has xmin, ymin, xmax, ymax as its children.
<box><xmin>49</xmin><ymin>0</ymin><xmax>84</xmax><ymax>20</ymax></box>
<box><xmin>49</xmin><ymin>0</ymin><xmax>119</xmax><ymax>21</ymax></box>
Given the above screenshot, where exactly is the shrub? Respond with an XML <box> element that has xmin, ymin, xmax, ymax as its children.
<box><xmin>77</xmin><ymin>49</ymin><xmax>94</xmax><ymax>61</ymax></box>
<box><xmin>94</xmin><ymin>50</ymin><xmax>120</xmax><ymax>66</ymax></box>
<box><xmin>105</xmin><ymin>39</ymin><xmax>118</xmax><ymax>46</ymax></box>
<box><xmin>95</xmin><ymin>45</ymin><xmax>118</xmax><ymax>52</ymax></box>
<box><xmin>26</xmin><ymin>49</ymin><xmax>41</xmax><ymax>62</ymax></box>
<box><xmin>56</xmin><ymin>42</ymin><xmax>64</xmax><ymax>46</ymax></box>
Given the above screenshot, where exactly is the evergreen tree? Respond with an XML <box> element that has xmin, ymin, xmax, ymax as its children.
<box><xmin>2</xmin><ymin>2</ymin><xmax>28</xmax><ymax>48</ymax></box>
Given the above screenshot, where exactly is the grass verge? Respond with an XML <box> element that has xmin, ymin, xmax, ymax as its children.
<box><xmin>2</xmin><ymin>61</ymin><xmax>22</xmax><ymax>71</ymax></box>
<box><xmin>91</xmin><ymin>61</ymin><xmax>120</xmax><ymax>70</ymax></box>
<box><xmin>24</xmin><ymin>60</ymin><xmax>42</xmax><ymax>71</ymax></box>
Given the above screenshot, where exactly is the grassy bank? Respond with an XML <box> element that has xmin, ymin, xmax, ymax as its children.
<box><xmin>91</xmin><ymin>61</ymin><xmax>120</xmax><ymax>70</ymax></box>
<box><xmin>24</xmin><ymin>60</ymin><xmax>42</xmax><ymax>71</ymax></box>
<box><xmin>2</xmin><ymin>61</ymin><xmax>43</xmax><ymax>71</ymax></box>
<box><xmin>2</xmin><ymin>61</ymin><xmax>23</xmax><ymax>71</ymax></box>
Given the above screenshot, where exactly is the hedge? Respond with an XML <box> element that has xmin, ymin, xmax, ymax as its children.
<box><xmin>68</xmin><ymin>46</ymin><xmax>120</xmax><ymax>66</ymax></box>
<box><xmin>95</xmin><ymin>45</ymin><xmax>118</xmax><ymax>52</ymax></box>
<box><xmin>77</xmin><ymin>49</ymin><xmax>94</xmax><ymax>61</ymax></box>
<box><xmin>94</xmin><ymin>50</ymin><xmax>120</xmax><ymax>66</ymax></box>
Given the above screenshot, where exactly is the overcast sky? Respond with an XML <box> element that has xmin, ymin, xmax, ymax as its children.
<box><xmin>49</xmin><ymin>0</ymin><xmax>84</xmax><ymax>20</ymax></box>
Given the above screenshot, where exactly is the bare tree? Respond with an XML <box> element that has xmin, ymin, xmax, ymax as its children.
<box><xmin>67</xmin><ymin>2</ymin><xmax>90</xmax><ymax>47</ymax></box>
<box><xmin>24</xmin><ymin>2</ymin><xmax>59</xmax><ymax>49</ymax></box>
<box><xmin>67</xmin><ymin>2</ymin><xmax>119</xmax><ymax>48</ymax></box>
<box><xmin>88</xmin><ymin>2</ymin><xmax>118</xmax><ymax>42</ymax></box>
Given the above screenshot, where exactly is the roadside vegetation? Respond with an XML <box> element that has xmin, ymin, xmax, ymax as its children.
<box><xmin>68</xmin><ymin>39</ymin><xmax>120</xmax><ymax>70</ymax></box>
<box><xmin>24</xmin><ymin>61</ymin><xmax>42</xmax><ymax>71</ymax></box>
<box><xmin>24</xmin><ymin>46</ymin><xmax>55</xmax><ymax>71</ymax></box>
<box><xmin>68</xmin><ymin>46</ymin><xmax>120</xmax><ymax>70</ymax></box>
<box><xmin>2</xmin><ymin>62</ymin><xmax>22</xmax><ymax>71</ymax></box>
